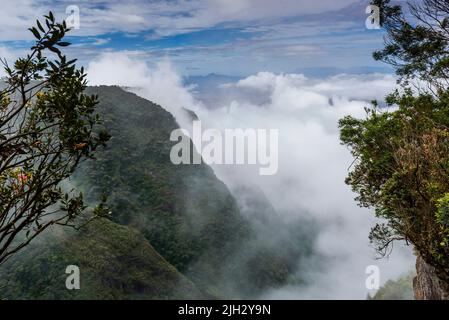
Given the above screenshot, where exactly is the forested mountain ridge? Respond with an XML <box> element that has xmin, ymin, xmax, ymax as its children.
<box><xmin>78</xmin><ymin>86</ymin><xmax>251</xmax><ymax>297</ymax></box>
<box><xmin>0</xmin><ymin>86</ymin><xmax>312</xmax><ymax>299</ymax></box>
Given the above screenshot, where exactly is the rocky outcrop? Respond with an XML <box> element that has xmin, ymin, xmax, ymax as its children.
<box><xmin>413</xmin><ymin>255</ymin><xmax>449</xmax><ymax>300</ymax></box>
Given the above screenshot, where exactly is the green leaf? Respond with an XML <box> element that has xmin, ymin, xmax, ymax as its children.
<box><xmin>28</xmin><ymin>27</ymin><xmax>41</xmax><ymax>40</ymax></box>
<box><xmin>56</xmin><ymin>42</ymin><xmax>71</xmax><ymax>47</ymax></box>
<box><xmin>66</xmin><ymin>59</ymin><xmax>77</xmax><ymax>65</ymax></box>
<box><xmin>36</xmin><ymin>19</ymin><xmax>45</xmax><ymax>33</ymax></box>
<box><xmin>48</xmin><ymin>61</ymin><xmax>58</xmax><ymax>71</ymax></box>
<box><xmin>47</xmin><ymin>46</ymin><xmax>61</xmax><ymax>56</ymax></box>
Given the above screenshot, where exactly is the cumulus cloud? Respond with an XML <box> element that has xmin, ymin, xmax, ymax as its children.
<box><xmin>87</xmin><ymin>51</ymin><xmax>199</xmax><ymax>125</ymax></box>
<box><xmin>86</xmin><ymin>52</ymin><xmax>414</xmax><ymax>299</ymax></box>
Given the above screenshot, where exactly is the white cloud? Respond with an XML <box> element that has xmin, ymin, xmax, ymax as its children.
<box><xmin>86</xmin><ymin>53</ymin><xmax>414</xmax><ymax>299</ymax></box>
<box><xmin>0</xmin><ymin>0</ymin><xmax>46</xmax><ymax>40</ymax></box>
<box><xmin>0</xmin><ymin>0</ymin><xmax>360</xmax><ymax>40</ymax></box>
<box><xmin>0</xmin><ymin>0</ymin><xmax>382</xmax><ymax>77</ymax></box>
<box><xmin>205</xmin><ymin>72</ymin><xmax>413</xmax><ymax>299</ymax></box>
<box><xmin>87</xmin><ymin>51</ymin><xmax>199</xmax><ymax>125</ymax></box>
<box><xmin>0</xmin><ymin>46</ymin><xmax>25</xmax><ymax>77</ymax></box>
<box><xmin>82</xmin><ymin>0</ymin><xmax>359</xmax><ymax>38</ymax></box>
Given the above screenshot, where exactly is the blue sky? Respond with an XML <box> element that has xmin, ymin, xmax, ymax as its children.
<box><xmin>0</xmin><ymin>0</ymin><xmax>400</xmax><ymax>77</ymax></box>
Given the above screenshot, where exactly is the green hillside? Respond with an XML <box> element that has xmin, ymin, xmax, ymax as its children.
<box><xmin>0</xmin><ymin>218</ymin><xmax>203</xmax><ymax>299</ymax></box>
<box><xmin>371</xmin><ymin>273</ymin><xmax>415</xmax><ymax>300</ymax></box>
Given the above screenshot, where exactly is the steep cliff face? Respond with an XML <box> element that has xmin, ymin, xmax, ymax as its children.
<box><xmin>413</xmin><ymin>255</ymin><xmax>449</xmax><ymax>300</ymax></box>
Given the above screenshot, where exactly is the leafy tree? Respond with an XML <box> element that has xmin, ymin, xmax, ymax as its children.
<box><xmin>372</xmin><ymin>0</ymin><xmax>449</xmax><ymax>89</ymax></box>
<box><xmin>0</xmin><ymin>13</ymin><xmax>109</xmax><ymax>265</ymax></box>
<box><xmin>340</xmin><ymin>0</ymin><xmax>449</xmax><ymax>293</ymax></box>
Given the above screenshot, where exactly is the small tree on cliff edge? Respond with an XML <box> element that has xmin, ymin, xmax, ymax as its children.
<box><xmin>340</xmin><ymin>0</ymin><xmax>449</xmax><ymax>290</ymax></box>
<box><xmin>0</xmin><ymin>13</ymin><xmax>110</xmax><ymax>265</ymax></box>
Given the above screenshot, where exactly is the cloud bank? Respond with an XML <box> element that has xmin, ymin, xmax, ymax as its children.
<box><xmin>87</xmin><ymin>52</ymin><xmax>414</xmax><ymax>299</ymax></box>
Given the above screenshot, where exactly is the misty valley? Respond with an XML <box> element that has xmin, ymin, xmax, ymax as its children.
<box><xmin>3</xmin><ymin>0</ymin><xmax>449</xmax><ymax>306</ymax></box>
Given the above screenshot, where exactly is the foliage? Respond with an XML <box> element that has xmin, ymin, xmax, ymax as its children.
<box><xmin>0</xmin><ymin>218</ymin><xmax>203</xmax><ymax>300</ymax></box>
<box><xmin>340</xmin><ymin>89</ymin><xmax>449</xmax><ymax>284</ymax></box>
<box><xmin>370</xmin><ymin>272</ymin><xmax>415</xmax><ymax>300</ymax></box>
<box><xmin>372</xmin><ymin>0</ymin><xmax>449</xmax><ymax>89</ymax></box>
<box><xmin>340</xmin><ymin>0</ymin><xmax>449</xmax><ymax>289</ymax></box>
<box><xmin>0</xmin><ymin>13</ymin><xmax>109</xmax><ymax>264</ymax></box>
